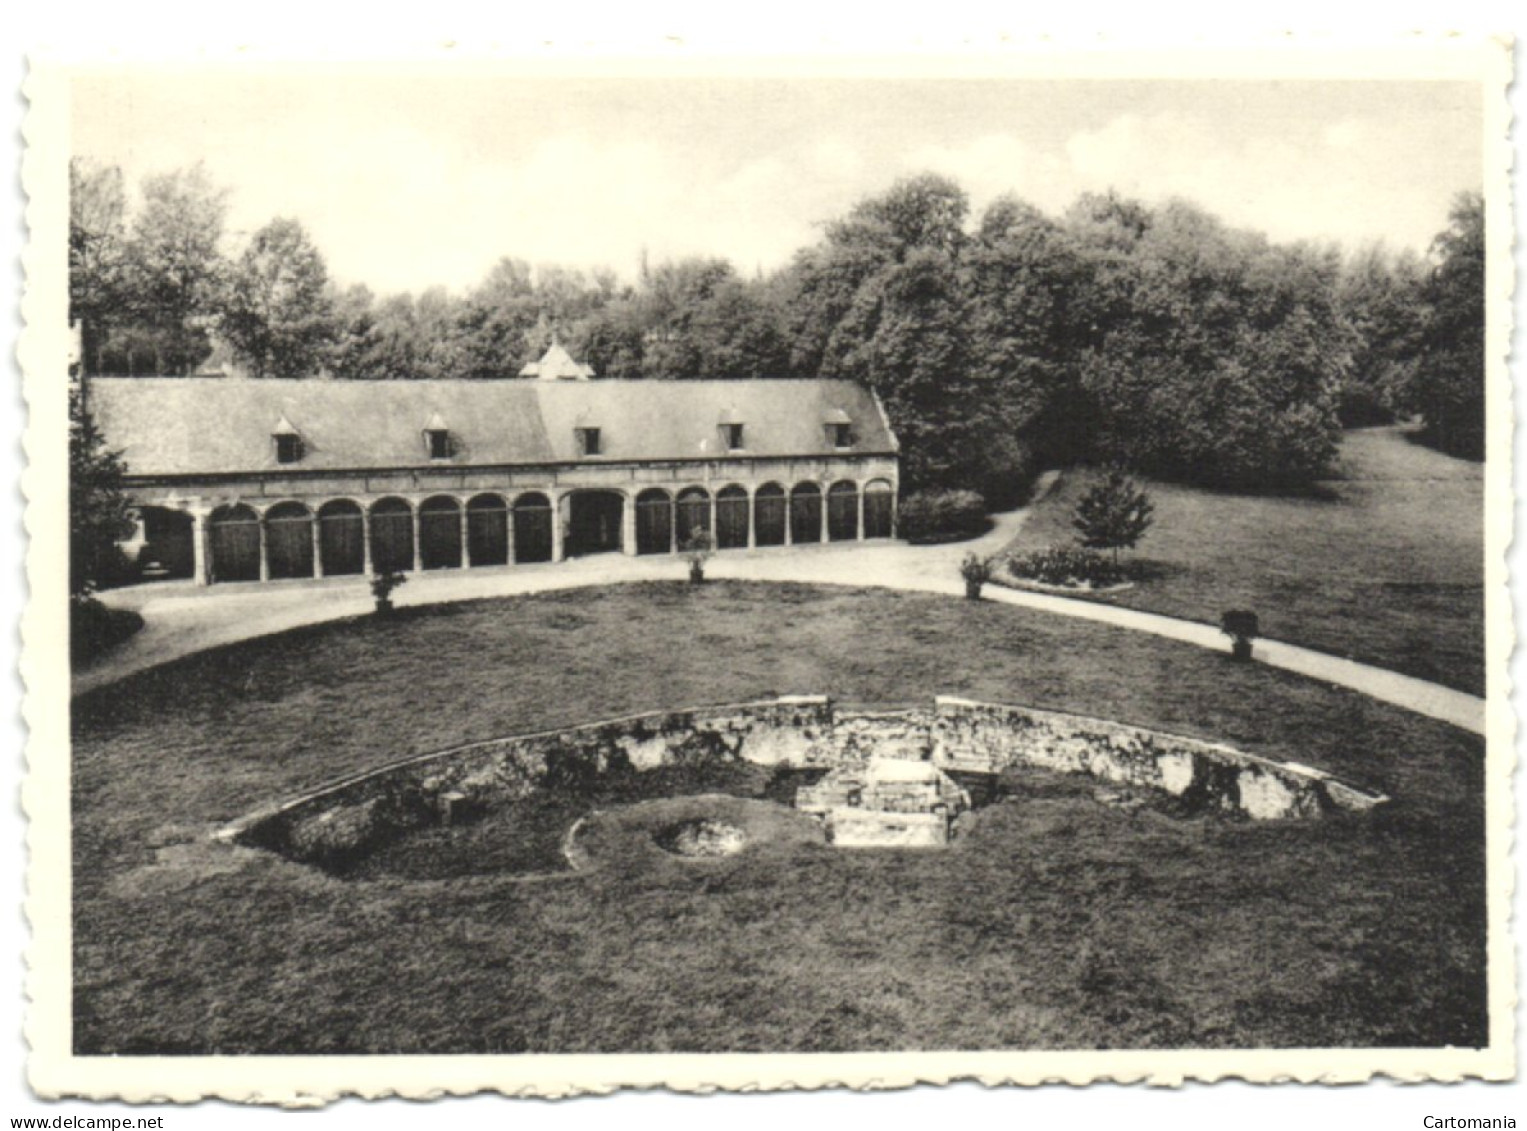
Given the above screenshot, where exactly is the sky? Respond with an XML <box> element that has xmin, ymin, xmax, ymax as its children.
<box><xmin>70</xmin><ymin>68</ymin><xmax>1485</xmax><ymax>295</ymax></box>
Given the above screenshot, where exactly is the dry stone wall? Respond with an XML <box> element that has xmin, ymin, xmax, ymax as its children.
<box><xmin>224</xmin><ymin>695</ymin><xmax>1387</xmax><ymax>867</ymax></box>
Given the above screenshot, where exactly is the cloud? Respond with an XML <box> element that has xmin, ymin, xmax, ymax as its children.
<box><xmin>901</xmin><ymin>134</ymin><xmax>1071</xmax><ymax>216</ymax></box>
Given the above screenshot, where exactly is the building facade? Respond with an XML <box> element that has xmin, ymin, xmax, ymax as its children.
<box><xmin>88</xmin><ymin>367</ymin><xmax>899</xmax><ymax>587</ymax></box>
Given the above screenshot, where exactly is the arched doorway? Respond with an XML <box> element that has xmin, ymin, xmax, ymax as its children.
<box><xmin>864</xmin><ymin>479</ymin><xmax>895</xmax><ymax>539</ymax></box>
<box><xmin>466</xmin><ymin>494</ymin><xmax>509</xmax><ymax>567</ymax></box>
<box><xmin>135</xmin><ymin>506</ymin><xmax>195</xmax><ymax>581</ymax></box>
<box><xmin>208</xmin><ymin>504</ymin><xmax>261</xmax><ymax>583</ymax></box>
<box><xmin>369</xmin><ymin>497</ymin><xmax>415</xmax><ymax>573</ymax></box>
<box><xmin>513</xmin><ymin>493</ymin><xmax>554</xmax><ymax>563</ymax></box>
<box><xmin>265</xmin><ymin>502</ymin><xmax>315</xmax><ymax>579</ymax></box>
<box><xmin>318</xmin><ymin>500</ymin><xmax>365</xmax><ymax>576</ymax></box>
<box><xmin>790</xmin><ymin>483</ymin><xmax>822</xmax><ymax>545</ymax></box>
<box><xmin>567</xmin><ymin>491</ymin><xmax>624</xmax><ymax>557</ymax></box>
<box><xmin>828</xmin><ymin>481</ymin><xmax>859</xmax><ymax>542</ymax></box>
<box><xmin>635</xmin><ymin>488</ymin><xmax>674</xmax><ymax>555</ymax></box>
<box><xmin>675</xmin><ymin>487</ymin><xmax>712</xmax><ymax>548</ymax></box>
<box><xmin>419</xmin><ymin>496</ymin><xmax>463</xmax><ymax>570</ymax></box>
<box><xmin>716</xmin><ymin>485</ymin><xmax>749</xmax><ymax>549</ymax></box>
<box><xmin>754</xmin><ymin>483</ymin><xmax>786</xmax><ymax>546</ymax></box>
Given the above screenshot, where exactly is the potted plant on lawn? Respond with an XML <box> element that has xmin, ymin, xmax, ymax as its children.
<box><xmin>1221</xmin><ymin>609</ymin><xmax>1259</xmax><ymax>662</ymax></box>
<box><xmin>681</xmin><ymin>527</ymin><xmax>715</xmax><ymax>584</ymax></box>
<box><xmin>371</xmin><ymin>568</ymin><xmax>407</xmax><ymax>615</ymax></box>
<box><xmin>960</xmin><ymin>553</ymin><xmax>995</xmax><ymax>600</ymax></box>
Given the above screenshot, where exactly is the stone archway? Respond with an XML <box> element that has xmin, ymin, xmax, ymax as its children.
<box><xmin>566</xmin><ymin>491</ymin><xmax>625</xmax><ymax>557</ymax></box>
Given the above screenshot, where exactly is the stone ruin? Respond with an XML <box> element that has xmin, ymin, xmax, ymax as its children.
<box><xmin>796</xmin><ymin>757</ymin><xmax>970</xmax><ymax>846</ymax></box>
<box><xmin>222</xmin><ymin>695</ymin><xmax>1389</xmax><ymax>870</ymax></box>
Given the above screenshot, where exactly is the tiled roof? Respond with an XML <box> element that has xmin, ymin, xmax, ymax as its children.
<box><xmin>88</xmin><ymin>377</ymin><xmax>898</xmax><ymax>478</ymax></box>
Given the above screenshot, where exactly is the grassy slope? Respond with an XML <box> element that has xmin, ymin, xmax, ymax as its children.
<box><xmin>72</xmin><ymin>582</ymin><xmax>1485</xmax><ymax>1053</ymax></box>
<box><xmin>1002</xmin><ymin>428</ymin><xmax>1485</xmax><ymax>695</ymax></box>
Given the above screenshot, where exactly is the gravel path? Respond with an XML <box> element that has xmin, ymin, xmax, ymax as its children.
<box><xmin>79</xmin><ymin>470</ymin><xmax>1484</xmax><ymax>736</ymax></box>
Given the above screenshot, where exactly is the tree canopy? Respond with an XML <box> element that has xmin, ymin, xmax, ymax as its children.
<box><xmin>69</xmin><ymin>159</ymin><xmax>1486</xmax><ymax>497</ymax></box>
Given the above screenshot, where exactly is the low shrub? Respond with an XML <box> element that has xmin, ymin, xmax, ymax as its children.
<box><xmin>1007</xmin><ymin>544</ymin><xmax>1133</xmax><ymax>589</ymax></box>
<box><xmin>70</xmin><ymin>596</ymin><xmax>144</xmax><ymax>668</ymax></box>
<box><xmin>897</xmin><ymin>489</ymin><xmax>988</xmax><ymax>544</ymax></box>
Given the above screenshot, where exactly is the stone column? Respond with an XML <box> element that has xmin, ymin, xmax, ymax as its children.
<box><xmin>257</xmin><ymin>511</ymin><xmax>270</xmax><ymax>582</ymax></box>
<box><xmin>506</xmin><ymin>496</ymin><xmax>517</xmax><ymax>565</ymax></box>
<box><xmin>189</xmin><ymin>507</ymin><xmax>210</xmax><ymax>586</ymax></box>
<box><xmin>621</xmin><ymin>492</ymin><xmax>637</xmax><ymax>556</ymax></box>
<box><xmin>551</xmin><ymin>492</ymin><xmax>565</xmax><ymax>563</ymax></box>
<box><xmin>747</xmin><ymin>487</ymin><xmax>757</xmax><ymax>549</ymax></box>
<box><xmin>459</xmin><ymin>503</ymin><xmax>470</xmax><ymax>568</ymax></box>
<box><xmin>411</xmin><ymin>504</ymin><xmax>423</xmax><ymax>572</ymax></box>
<box><xmin>361</xmin><ymin>507</ymin><xmax>373</xmax><ymax>576</ymax></box>
<box><xmin>312</xmin><ymin>511</ymin><xmax>325</xmax><ymax>578</ymax></box>
<box><xmin>819</xmin><ymin>482</ymin><xmax>829</xmax><ymax>543</ymax></box>
<box><xmin>857</xmin><ymin>482</ymin><xmax>866</xmax><ymax>542</ymax></box>
<box><xmin>784</xmin><ymin>492</ymin><xmax>793</xmax><ymax>546</ymax></box>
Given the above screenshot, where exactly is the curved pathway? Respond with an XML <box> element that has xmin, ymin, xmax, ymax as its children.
<box><xmin>79</xmin><ymin>478</ymin><xmax>1485</xmax><ymax>736</ymax></box>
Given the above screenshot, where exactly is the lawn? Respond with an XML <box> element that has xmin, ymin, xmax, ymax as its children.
<box><xmin>72</xmin><ymin>582</ymin><xmax>1486</xmax><ymax>1053</ymax></box>
<box><xmin>1001</xmin><ymin>428</ymin><xmax>1485</xmax><ymax>695</ymax></box>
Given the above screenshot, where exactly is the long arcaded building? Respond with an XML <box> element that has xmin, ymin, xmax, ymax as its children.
<box><xmin>87</xmin><ymin>351</ymin><xmax>900</xmax><ymax>586</ymax></box>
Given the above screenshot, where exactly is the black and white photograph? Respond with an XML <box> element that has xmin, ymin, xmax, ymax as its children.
<box><xmin>14</xmin><ymin>34</ymin><xmax>1515</xmax><ymax>1104</ymax></box>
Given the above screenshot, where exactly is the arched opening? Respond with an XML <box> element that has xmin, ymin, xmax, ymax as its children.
<box><xmin>317</xmin><ymin>500</ymin><xmax>365</xmax><ymax>576</ymax></box>
<box><xmin>419</xmin><ymin>496</ymin><xmax>463</xmax><ymax>570</ymax></box>
<box><xmin>635</xmin><ymin>488</ymin><xmax>674</xmax><ymax>556</ymax></box>
<box><xmin>716</xmin><ymin>485</ymin><xmax>749</xmax><ymax>549</ymax></box>
<box><xmin>513</xmin><ymin>492</ymin><xmax>554</xmax><ymax>564</ymax></box>
<box><xmin>265</xmin><ymin>502</ymin><xmax>315</xmax><ymax>579</ymax></box>
<box><xmin>466</xmin><ymin>494</ymin><xmax>509</xmax><ymax>567</ymax></box>
<box><xmin>567</xmin><ymin>491</ymin><xmax>625</xmax><ymax>557</ymax></box>
<box><xmin>134</xmin><ymin>506</ymin><xmax>195</xmax><ymax>581</ymax></box>
<box><xmin>790</xmin><ymin>483</ymin><xmax>822</xmax><ymax>545</ymax></box>
<box><xmin>828</xmin><ymin>481</ymin><xmax>859</xmax><ymax>542</ymax></box>
<box><xmin>369</xmin><ymin>497</ymin><xmax>415</xmax><ymax>574</ymax></box>
<box><xmin>753</xmin><ymin>483</ymin><xmax>786</xmax><ymax>547</ymax></box>
<box><xmin>208</xmin><ymin>504</ymin><xmax>261</xmax><ymax>583</ymax></box>
<box><xmin>864</xmin><ymin>479</ymin><xmax>895</xmax><ymax>539</ymax></box>
<box><xmin>675</xmin><ymin>487</ymin><xmax>712</xmax><ymax>548</ymax></box>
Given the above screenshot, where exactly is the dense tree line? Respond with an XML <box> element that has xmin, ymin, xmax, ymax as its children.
<box><xmin>69</xmin><ymin>159</ymin><xmax>1489</xmax><ymax>498</ymax></box>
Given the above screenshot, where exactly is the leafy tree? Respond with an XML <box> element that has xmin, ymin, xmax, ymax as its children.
<box><xmin>1065</xmin><ymin>197</ymin><xmax>1343</xmax><ymax>486</ymax></box>
<box><xmin>1336</xmin><ymin>244</ymin><xmax>1424</xmax><ymax>426</ymax></box>
<box><xmin>787</xmin><ymin>175</ymin><xmax>990</xmax><ymax>494</ymax></box>
<box><xmin>68</xmin><ymin>158</ymin><xmax>130</xmax><ymax>376</ymax></box>
<box><xmin>122</xmin><ymin>163</ymin><xmax>231</xmax><ymax>374</ymax></box>
<box><xmin>220</xmin><ymin>217</ymin><xmax>335</xmax><ymax>378</ymax></box>
<box><xmin>1072</xmin><ymin>467</ymin><xmax>1154</xmax><ymax>565</ymax></box>
<box><xmin>1408</xmin><ymin>191</ymin><xmax>1485</xmax><ymax>458</ymax></box>
<box><xmin>69</xmin><ymin>388</ymin><xmax>135</xmax><ymax>598</ymax></box>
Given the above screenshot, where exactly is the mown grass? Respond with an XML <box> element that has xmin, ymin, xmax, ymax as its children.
<box><xmin>72</xmin><ymin>581</ymin><xmax>1485</xmax><ymax>1053</ymax></box>
<box><xmin>1000</xmin><ymin>428</ymin><xmax>1485</xmax><ymax>695</ymax></box>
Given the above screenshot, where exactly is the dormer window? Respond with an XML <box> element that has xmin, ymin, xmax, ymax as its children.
<box><xmin>272</xmin><ymin>415</ymin><xmax>303</xmax><ymax>464</ymax></box>
<box><xmin>578</xmin><ymin>427</ymin><xmax>601</xmax><ymax>457</ymax></box>
<box><xmin>823</xmin><ymin>407</ymin><xmax>854</xmax><ymax>449</ymax></box>
<box><xmin>718</xmin><ymin>407</ymin><xmax>745</xmax><ymax>452</ymax></box>
<box><xmin>422</xmin><ymin>411</ymin><xmax>451</xmax><ymax>460</ymax></box>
